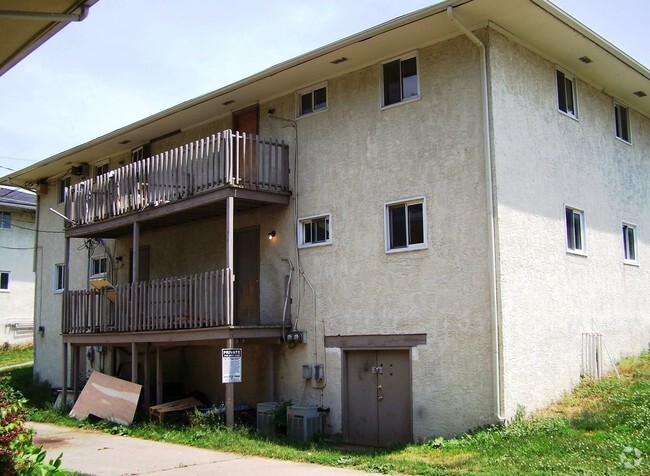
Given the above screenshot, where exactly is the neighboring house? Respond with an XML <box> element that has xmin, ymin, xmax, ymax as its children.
<box><xmin>0</xmin><ymin>186</ymin><xmax>36</xmax><ymax>344</ymax></box>
<box><xmin>1</xmin><ymin>0</ymin><xmax>648</xmax><ymax>446</ymax></box>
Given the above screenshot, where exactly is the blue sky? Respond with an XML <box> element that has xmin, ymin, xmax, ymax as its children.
<box><xmin>0</xmin><ymin>0</ymin><xmax>648</xmax><ymax>176</ymax></box>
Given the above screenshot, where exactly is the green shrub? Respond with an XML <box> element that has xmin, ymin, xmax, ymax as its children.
<box><xmin>0</xmin><ymin>374</ymin><xmax>63</xmax><ymax>476</ymax></box>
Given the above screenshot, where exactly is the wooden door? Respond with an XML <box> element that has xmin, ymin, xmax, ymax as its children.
<box><xmin>129</xmin><ymin>246</ymin><xmax>150</xmax><ymax>283</ymax></box>
<box><xmin>345</xmin><ymin>350</ymin><xmax>412</xmax><ymax>447</ymax></box>
<box><xmin>234</xmin><ymin>227</ymin><xmax>260</xmax><ymax>326</ymax></box>
<box><xmin>233</xmin><ymin>106</ymin><xmax>258</xmax><ymax>185</ymax></box>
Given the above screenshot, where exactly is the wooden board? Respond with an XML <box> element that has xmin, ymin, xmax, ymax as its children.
<box><xmin>89</xmin><ymin>278</ymin><xmax>116</xmax><ymax>302</ymax></box>
<box><xmin>149</xmin><ymin>397</ymin><xmax>204</xmax><ymax>422</ymax></box>
<box><xmin>69</xmin><ymin>371</ymin><xmax>142</xmax><ymax>425</ymax></box>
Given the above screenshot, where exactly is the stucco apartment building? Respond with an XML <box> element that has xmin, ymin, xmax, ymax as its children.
<box><xmin>0</xmin><ymin>186</ymin><xmax>36</xmax><ymax>344</ymax></box>
<box><xmin>1</xmin><ymin>0</ymin><xmax>648</xmax><ymax>446</ymax></box>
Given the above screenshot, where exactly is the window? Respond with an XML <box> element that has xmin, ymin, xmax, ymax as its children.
<box><xmin>298</xmin><ymin>214</ymin><xmax>331</xmax><ymax>248</ymax></box>
<box><xmin>623</xmin><ymin>223</ymin><xmax>638</xmax><ymax>264</ymax></box>
<box><xmin>565</xmin><ymin>206</ymin><xmax>586</xmax><ymax>254</ymax></box>
<box><xmin>54</xmin><ymin>264</ymin><xmax>65</xmax><ymax>292</ymax></box>
<box><xmin>385</xmin><ymin>197</ymin><xmax>426</xmax><ymax>252</ymax></box>
<box><xmin>131</xmin><ymin>144</ymin><xmax>150</xmax><ymax>162</ymax></box>
<box><xmin>382</xmin><ymin>52</ymin><xmax>419</xmax><ymax>107</ymax></box>
<box><xmin>0</xmin><ymin>272</ymin><xmax>9</xmax><ymax>291</ymax></box>
<box><xmin>58</xmin><ymin>177</ymin><xmax>71</xmax><ymax>204</ymax></box>
<box><xmin>556</xmin><ymin>69</ymin><xmax>578</xmax><ymax>118</ymax></box>
<box><xmin>297</xmin><ymin>83</ymin><xmax>328</xmax><ymax>117</ymax></box>
<box><xmin>90</xmin><ymin>256</ymin><xmax>108</xmax><ymax>278</ymax></box>
<box><xmin>614</xmin><ymin>102</ymin><xmax>631</xmax><ymax>143</ymax></box>
<box><xmin>95</xmin><ymin>162</ymin><xmax>110</xmax><ymax>177</ymax></box>
<box><xmin>0</xmin><ymin>212</ymin><xmax>11</xmax><ymax>229</ymax></box>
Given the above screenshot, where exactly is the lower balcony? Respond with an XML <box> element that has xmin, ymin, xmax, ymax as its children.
<box><xmin>63</xmin><ymin>269</ymin><xmax>284</xmax><ymax>344</ymax></box>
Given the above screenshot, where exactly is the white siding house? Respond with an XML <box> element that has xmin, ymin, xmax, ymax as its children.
<box><xmin>1</xmin><ymin>0</ymin><xmax>648</xmax><ymax>444</ymax></box>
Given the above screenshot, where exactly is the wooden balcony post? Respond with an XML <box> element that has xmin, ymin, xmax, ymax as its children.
<box><xmin>225</xmin><ymin>195</ymin><xmax>235</xmax><ymax>427</ymax></box>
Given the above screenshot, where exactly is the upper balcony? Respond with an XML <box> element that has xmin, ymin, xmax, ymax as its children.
<box><xmin>63</xmin><ymin>130</ymin><xmax>291</xmax><ymax>238</ymax></box>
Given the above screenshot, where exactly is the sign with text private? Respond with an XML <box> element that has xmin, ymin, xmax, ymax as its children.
<box><xmin>222</xmin><ymin>348</ymin><xmax>242</xmax><ymax>383</ymax></box>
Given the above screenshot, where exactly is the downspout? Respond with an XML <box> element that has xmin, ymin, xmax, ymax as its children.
<box><xmin>447</xmin><ymin>6</ymin><xmax>504</xmax><ymax>423</ymax></box>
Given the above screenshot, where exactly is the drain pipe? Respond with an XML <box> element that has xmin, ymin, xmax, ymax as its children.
<box><xmin>447</xmin><ymin>6</ymin><xmax>504</xmax><ymax>423</ymax></box>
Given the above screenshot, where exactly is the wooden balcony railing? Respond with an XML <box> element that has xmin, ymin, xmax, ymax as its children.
<box><xmin>63</xmin><ymin>269</ymin><xmax>232</xmax><ymax>334</ymax></box>
<box><xmin>65</xmin><ymin>130</ymin><xmax>290</xmax><ymax>226</ymax></box>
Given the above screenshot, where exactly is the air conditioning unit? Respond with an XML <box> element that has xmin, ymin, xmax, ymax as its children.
<box><xmin>71</xmin><ymin>164</ymin><xmax>90</xmax><ymax>176</ymax></box>
<box><xmin>287</xmin><ymin>404</ymin><xmax>321</xmax><ymax>441</ymax></box>
<box><xmin>256</xmin><ymin>402</ymin><xmax>278</xmax><ymax>436</ymax></box>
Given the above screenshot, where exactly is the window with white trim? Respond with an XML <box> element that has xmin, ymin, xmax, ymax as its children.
<box><xmin>0</xmin><ymin>212</ymin><xmax>11</xmax><ymax>229</ymax></box>
<box><xmin>614</xmin><ymin>102</ymin><xmax>631</xmax><ymax>143</ymax></box>
<box><xmin>58</xmin><ymin>177</ymin><xmax>71</xmax><ymax>204</ymax></box>
<box><xmin>385</xmin><ymin>197</ymin><xmax>426</xmax><ymax>252</ymax></box>
<box><xmin>298</xmin><ymin>214</ymin><xmax>331</xmax><ymax>248</ymax></box>
<box><xmin>0</xmin><ymin>271</ymin><xmax>9</xmax><ymax>291</ymax></box>
<box><xmin>381</xmin><ymin>52</ymin><xmax>419</xmax><ymax>107</ymax></box>
<box><xmin>54</xmin><ymin>264</ymin><xmax>65</xmax><ymax>292</ymax></box>
<box><xmin>95</xmin><ymin>162</ymin><xmax>110</xmax><ymax>177</ymax></box>
<box><xmin>90</xmin><ymin>256</ymin><xmax>108</xmax><ymax>278</ymax></box>
<box><xmin>565</xmin><ymin>206</ymin><xmax>585</xmax><ymax>254</ymax></box>
<box><xmin>623</xmin><ymin>223</ymin><xmax>638</xmax><ymax>264</ymax></box>
<box><xmin>556</xmin><ymin>69</ymin><xmax>578</xmax><ymax>118</ymax></box>
<box><xmin>296</xmin><ymin>82</ymin><xmax>328</xmax><ymax>117</ymax></box>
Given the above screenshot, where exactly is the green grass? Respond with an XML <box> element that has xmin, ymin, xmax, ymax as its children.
<box><xmin>7</xmin><ymin>351</ymin><xmax>650</xmax><ymax>475</ymax></box>
<box><xmin>0</xmin><ymin>342</ymin><xmax>34</xmax><ymax>368</ymax></box>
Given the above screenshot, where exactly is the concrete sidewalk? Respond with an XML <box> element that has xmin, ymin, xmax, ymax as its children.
<box><xmin>29</xmin><ymin>423</ymin><xmax>371</xmax><ymax>476</ymax></box>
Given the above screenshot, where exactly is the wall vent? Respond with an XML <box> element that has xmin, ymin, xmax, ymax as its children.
<box><xmin>582</xmin><ymin>332</ymin><xmax>603</xmax><ymax>379</ymax></box>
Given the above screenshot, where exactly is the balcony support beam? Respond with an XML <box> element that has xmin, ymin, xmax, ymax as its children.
<box><xmin>225</xmin><ymin>195</ymin><xmax>235</xmax><ymax>428</ymax></box>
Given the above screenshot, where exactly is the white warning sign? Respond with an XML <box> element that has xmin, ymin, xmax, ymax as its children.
<box><xmin>222</xmin><ymin>348</ymin><xmax>242</xmax><ymax>383</ymax></box>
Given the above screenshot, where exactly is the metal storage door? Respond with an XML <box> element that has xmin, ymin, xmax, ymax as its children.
<box><xmin>345</xmin><ymin>349</ymin><xmax>411</xmax><ymax>447</ymax></box>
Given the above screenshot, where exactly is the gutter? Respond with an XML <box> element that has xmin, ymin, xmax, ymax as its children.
<box><xmin>447</xmin><ymin>6</ymin><xmax>504</xmax><ymax>423</ymax></box>
<box><xmin>0</xmin><ymin>8</ymin><xmax>89</xmax><ymax>22</ymax></box>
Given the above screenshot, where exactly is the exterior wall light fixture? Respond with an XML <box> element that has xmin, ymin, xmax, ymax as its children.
<box><xmin>268</xmin><ymin>231</ymin><xmax>276</xmax><ymax>240</ymax></box>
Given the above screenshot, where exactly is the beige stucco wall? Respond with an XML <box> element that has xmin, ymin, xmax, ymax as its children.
<box><xmin>489</xmin><ymin>30</ymin><xmax>650</xmax><ymax>418</ymax></box>
<box><xmin>0</xmin><ymin>206</ymin><xmax>35</xmax><ymax>344</ymax></box>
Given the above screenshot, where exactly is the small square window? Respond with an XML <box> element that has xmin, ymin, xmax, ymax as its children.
<box><xmin>95</xmin><ymin>162</ymin><xmax>110</xmax><ymax>177</ymax></box>
<box><xmin>382</xmin><ymin>52</ymin><xmax>419</xmax><ymax>107</ymax></box>
<box><xmin>0</xmin><ymin>271</ymin><xmax>9</xmax><ymax>291</ymax></box>
<box><xmin>58</xmin><ymin>177</ymin><xmax>71</xmax><ymax>204</ymax></box>
<box><xmin>296</xmin><ymin>83</ymin><xmax>328</xmax><ymax>117</ymax></box>
<box><xmin>385</xmin><ymin>197</ymin><xmax>426</xmax><ymax>252</ymax></box>
<box><xmin>614</xmin><ymin>102</ymin><xmax>631</xmax><ymax>143</ymax></box>
<box><xmin>556</xmin><ymin>69</ymin><xmax>578</xmax><ymax>118</ymax></box>
<box><xmin>54</xmin><ymin>263</ymin><xmax>65</xmax><ymax>292</ymax></box>
<box><xmin>298</xmin><ymin>214</ymin><xmax>331</xmax><ymax>248</ymax></box>
<box><xmin>565</xmin><ymin>206</ymin><xmax>586</xmax><ymax>254</ymax></box>
<box><xmin>623</xmin><ymin>223</ymin><xmax>638</xmax><ymax>264</ymax></box>
<box><xmin>0</xmin><ymin>212</ymin><xmax>11</xmax><ymax>229</ymax></box>
<box><xmin>90</xmin><ymin>256</ymin><xmax>108</xmax><ymax>278</ymax></box>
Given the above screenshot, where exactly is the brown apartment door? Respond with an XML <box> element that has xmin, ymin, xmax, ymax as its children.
<box><xmin>345</xmin><ymin>350</ymin><xmax>412</xmax><ymax>447</ymax></box>
<box><xmin>233</xmin><ymin>106</ymin><xmax>258</xmax><ymax>185</ymax></box>
<box><xmin>234</xmin><ymin>227</ymin><xmax>260</xmax><ymax>326</ymax></box>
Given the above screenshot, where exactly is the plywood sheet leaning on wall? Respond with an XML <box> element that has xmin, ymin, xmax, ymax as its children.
<box><xmin>69</xmin><ymin>371</ymin><xmax>142</xmax><ymax>425</ymax></box>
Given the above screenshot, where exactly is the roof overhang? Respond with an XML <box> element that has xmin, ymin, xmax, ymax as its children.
<box><xmin>2</xmin><ymin>0</ymin><xmax>649</xmax><ymax>188</ymax></box>
<box><xmin>0</xmin><ymin>0</ymin><xmax>97</xmax><ymax>77</ymax></box>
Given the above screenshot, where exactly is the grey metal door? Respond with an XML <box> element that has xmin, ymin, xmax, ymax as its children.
<box><xmin>345</xmin><ymin>349</ymin><xmax>411</xmax><ymax>447</ymax></box>
<box><xmin>234</xmin><ymin>227</ymin><xmax>260</xmax><ymax>326</ymax></box>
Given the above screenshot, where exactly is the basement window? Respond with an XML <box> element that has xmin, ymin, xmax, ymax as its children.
<box><xmin>299</xmin><ymin>214</ymin><xmax>331</xmax><ymax>248</ymax></box>
<box><xmin>614</xmin><ymin>102</ymin><xmax>631</xmax><ymax>143</ymax></box>
<box><xmin>623</xmin><ymin>223</ymin><xmax>638</xmax><ymax>265</ymax></box>
<box><xmin>0</xmin><ymin>271</ymin><xmax>9</xmax><ymax>291</ymax></box>
<box><xmin>54</xmin><ymin>264</ymin><xmax>65</xmax><ymax>293</ymax></box>
<box><xmin>296</xmin><ymin>82</ymin><xmax>328</xmax><ymax>117</ymax></box>
<box><xmin>556</xmin><ymin>69</ymin><xmax>578</xmax><ymax>118</ymax></box>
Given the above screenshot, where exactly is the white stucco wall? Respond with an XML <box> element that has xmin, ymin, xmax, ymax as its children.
<box><xmin>489</xmin><ymin>30</ymin><xmax>650</xmax><ymax>418</ymax></box>
<box><xmin>0</xmin><ymin>206</ymin><xmax>35</xmax><ymax>344</ymax></box>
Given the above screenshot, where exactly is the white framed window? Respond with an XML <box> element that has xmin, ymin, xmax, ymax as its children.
<box><xmin>58</xmin><ymin>176</ymin><xmax>71</xmax><ymax>204</ymax></box>
<box><xmin>614</xmin><ymin>102</ymin><xmax>631</xmax><ymax>143</ymax></box>
<box><xmin>0</xmin><ymin>271</ymin><xmax>9</xmax><ymax>291</ymax></box>
<box><xmin>132</xmin><ymin>146</ymin><xmax>145</xmax><ymax>162</ymax></box>
<box><xmin>54</xmin><ymin>263</ymin><xmax>65</xmax><ymax>293</ymax></box>
<box><xmin>296</xmin><ymin>82</ymin><xmax>328</xmax><ymax>118</ymax></box>
<box><xmin>95</xmin><ymin>162</ymin><xmax>110</xmax><ymax>177</ymax></box>
<box><xmin>381</xmin><ymin>51</ymin><xmax>420</xmax><ymax>108</ymax></box>
<box><xmin>565</xmin><ymin>206</ymin><xmax>586</xmax><ymax>255</ymax></box>
<box><xmin>298</xmin><ymin>214</ymin><xmax>331</xmax><ymax>248</ymax></box>
<box><xmin>0</xmin><ymin>211</ymin><xmax>11</xmax><ymax>229</ymax></box>
<box><xmin>385</xmin><ymin>197</ymin><xmax>427</xmax><ymax>252</ymax></box>
<box><xmin>556</xmin><ymin>69</ymin><xmax>578</xmax><ymax>118</ymax></box>
<box><xmin>622</xmin><ymin>223</ymin><xmax>638</xmax><ymax>265</ymax></box>
<box><xmin>90</xmin><ymin>256</ymin><xmax>108</xmax><ymax>278</ymax></box>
